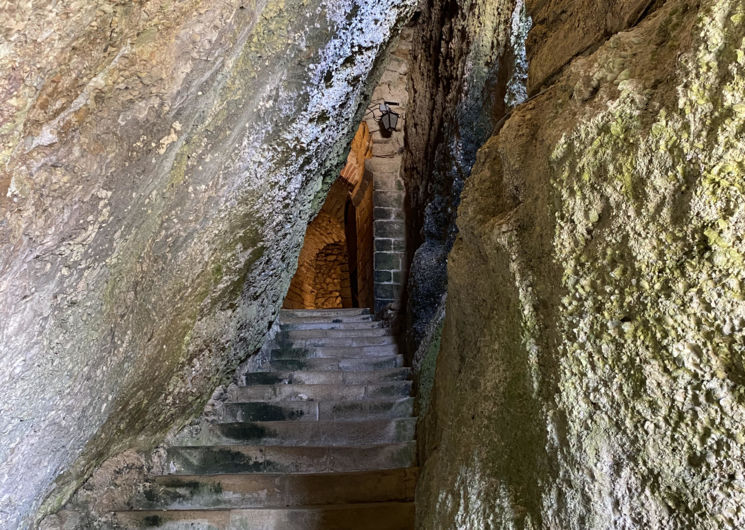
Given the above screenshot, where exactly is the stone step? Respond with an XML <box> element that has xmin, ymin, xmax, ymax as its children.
<box><xmin>282</xmin><ymin>327</ymin><xmax>391</xmax><ymax>339</ymax></box>
<box><xmin>271</xmin><ymin>344</ymin><xmax>399</xmax><ymax>359</ymax></box>
<box><xmin>277</xmin><ymin>334</ymin><xmax>397</xmax><ymax>348</ymax></box>
<box><xmin>172</xmin><ymin>418</ymin><xmax>416</xmax><ymax>446</ymax></box>
<box><xmin>164</xmin><ymin>443</ymin><xmax>416</xmax><ymax>474</ymax></box>
<box><xmin>280</xmin><ymin>314</ymin><xmax>375</xmax><ymax>324</ymax></box>
<box><xmin>280</xmin><ymin>320</ymin><xmax>384</xmax><ymax>331</ymax></box>
<box><xmin>266</xmin><ymin>355</ymin><xmax>404</xmax><ymax>372</ymax></box>
<box><xmin>279</xmin><ymin>312</ymin><xmax>374</xmax><ymax>324</ymax></box>
<box><xmin>220</xmin><ymin>397</ymin><xmax>414</xmax><ymax>422</ymax></box>
<box><xmin>114</xmin><ymin>502</ymin><xmax>415</xmax><ymax>530</ymax></box>
<box><xmin>280</xmin><ymin>308</ymin><xmax>371</xmax><ymax>319</ymax></box>
<box><xmin>228</xmin><ymin>381</ymin><xmax>412</xmax><ymax>402</ymax></box>
<box><xmin>129</xmin><ymin>468</ymin><xmax>417</xmax><ymax>510</ymax></box>
<box><xmin>243</xmin><ymin>367</ymin><xmax>410</xmax><ymax>386</ymax></box>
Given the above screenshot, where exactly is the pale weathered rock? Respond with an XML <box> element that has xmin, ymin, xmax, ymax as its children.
<box><xmin>0</xmin><ymin>1</ymin><xmax>414</xmax><ymax>527</ymax></box>
<box><xmin>417</xmin><ymin>0</ymin><xmax>745</xmax><ymax>527</ymax></box>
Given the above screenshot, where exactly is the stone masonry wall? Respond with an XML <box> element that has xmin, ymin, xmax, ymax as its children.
<box><xmin>313</xmin><ymin>242</ymin><xmax>353</xmax><ymax>308</ymax></box>
<box><xmin>283</xmin><ymin>180</ymin><xmax>351</xmax><ymax>309</ymax></box>
<box><xmin>364</xmin><ymin>28</ymin><xmax>413</xmax><ymax>314</ymax></box>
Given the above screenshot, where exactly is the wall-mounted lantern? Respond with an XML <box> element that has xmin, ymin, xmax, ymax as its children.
<box><xmin>378</xmin><ymin>101</ymin><xmax>399</xmax><ymax>138</ymax></box>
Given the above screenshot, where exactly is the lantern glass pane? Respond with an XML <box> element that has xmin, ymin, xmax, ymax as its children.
<box><xmin>389</xmin><ymin>113</ymin><xmax>399</xmax><ymax>130</ymax></box>
<box><xmin>382</xmin><ymin>113</ymin><xmax>392</xmax><ymax>131</ymax></box>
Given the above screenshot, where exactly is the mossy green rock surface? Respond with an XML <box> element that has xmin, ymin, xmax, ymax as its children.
<box><xmin>418</xmin><ymin>0</ymin><xmax>745</xmax><ymax>527</ymax></box>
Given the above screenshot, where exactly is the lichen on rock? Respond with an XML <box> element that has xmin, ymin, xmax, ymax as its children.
<box><xmin>0</xmin><ymin>0</ymin><xmax>414</xmax><ymax>527</ymax></box>
<box><xmin>417</xmin><ymin>0</ymin><xmax>745</xmax><ymax>527</ymax></box>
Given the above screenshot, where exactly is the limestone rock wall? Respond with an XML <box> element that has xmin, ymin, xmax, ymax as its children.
<box><xmin>402</xmin><ymin>0</ymin><xmax>528</xmax><ymax>352</ymax></box>
<box><xmin>417</xmin><ymin>0</ymin><xmax>745</xmax><ymax>528</ymax></box>
<box><xmin>0</xmin><ymin>1</ymin><xmax>414</xmax><ymax>527</ymax></box>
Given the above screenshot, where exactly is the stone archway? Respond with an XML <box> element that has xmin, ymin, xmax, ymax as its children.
<box><xmin>283</xmin><ymin>27</ymin><xmax>412</xmax><ymax>313</ymax></box>
<box><xmin>284</xmin><ymin>122</ymin><xmax>375</xmax><ymax>310</ymax></box>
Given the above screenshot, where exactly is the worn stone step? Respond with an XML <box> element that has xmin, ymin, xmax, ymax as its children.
<box><xmin>266</xmin><ymin>355</ymin><xmax>404</xmax><ymax>372</ymax></box>
<box><xmin>129</xmin><ymin>468</ymin><xmax>417</xmax><ymax>510</ymax></box>
<box><xmin>172</xmin><ymin>418</ymin><xmax>416</xmax><ymax>446</ymax></box>
<box><xmin>280</xmin><ymin>311</ymin><xmax>373</xmax><ymax>320</ymax></box>
<box><xmin>229</xmin><ymin>381</ymin><xmax>412</xmax><ymax>402</ymax></box>
<box><xmin>243</xmin><ymin>367</ymin><xmax>410</xmax><ymax>386</ymax></box>
<box><xmin>282</xmin><ymin>327</ymin><xmax>391</xmax><ymax>339</ymax></box>
<box><xmin>280</xmin><ymin>308</ymin><xmax>371</xmax><ymax>319</ymax></box>
<box><xmin>221</xmin><ymin>397</ymin><xmax>414</xmax><ymax>422</ymax></box>
<box><xmin>278</xmin><ymin>334</ymin><xmax>397</xmax><ymax>348</ymax></box>
<box><xmin>279</xmin><ymin>310</ymin><xmax>374</xmax><ymax>324</ymax></box>
<box><xmin>114</xmin><ymin>502</ymin><xmax>415</xmax><ymax>530</ymax></box>
<box><xmin>280</xmin><ymin>320</ymin><xmax>384</xmax><ymax>331</ymax></box>
<box><xmin>164</xmin><ymin>443</ymin><xmax>416</xmax><ymax>475</ymax></box>
<box><xmin>271</xmin><ymin>344</ymin><xmax>399</xmax><ymax>359</ymax></box>
<box><xmin>280</xmin><ymin>314</ymin><xmax>375</xmax><ymax>324</ymax></box>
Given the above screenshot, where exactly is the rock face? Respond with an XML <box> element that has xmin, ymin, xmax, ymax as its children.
<box><xmin>0</xmin><ymin>1</ymin><xmax>413</xmax><ymax>527</ymax></box>
<box><xmin>417</xmin><ymin>0</ymin><xmax>745</xmax><ymax>528</ymax></box>
<box><xmin>402</xmin><ymin>0</ymin><xmax>529</xmax><ymax>352</ymax></box>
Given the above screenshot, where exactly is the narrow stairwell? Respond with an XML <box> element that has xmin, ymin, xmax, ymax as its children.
<box><xmin>114</xmin><ymin>308</ymin><xmax>417</xmax><ymax>529</ymax></box>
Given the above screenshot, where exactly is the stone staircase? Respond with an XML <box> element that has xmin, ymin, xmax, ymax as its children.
<box><xmin>113</xmin><ymin>308</ymin><xmax>417</xmax><ymax>529</ymax></box>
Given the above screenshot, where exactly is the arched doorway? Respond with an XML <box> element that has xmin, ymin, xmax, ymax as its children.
<box><xmin>283</xmin><ymin>123</ymin><xmax>375</xmax><ymax>310</ymax></box>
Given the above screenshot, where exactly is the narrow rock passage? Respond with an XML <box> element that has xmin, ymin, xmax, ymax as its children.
<box><xmin>114</xmin><ymin>308</ymin><xmax>417</xmax><ymax>529</ymax></box>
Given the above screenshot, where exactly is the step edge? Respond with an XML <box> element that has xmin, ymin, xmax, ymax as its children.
<box><xmin>166</xmin><ymin>441</ymin><xmax>417</xmax><ymax>450</ymax></box>
<box><xmin>216</xmin><ymin>416</ymin><xmax>417</xmax><ymax>423</ymax></box>
<box><xmin>223</xmin><ymin>397</ymin><xmax>415</xmax><ymax>405</ymax></box>
<box><xmin>154</xmin><ymin>466</ymin><xmax>419</xmax><ymax>481</ymax></box>
<box><xmin>113</xmin><ymin>501</ymin><xmax>416</xmax><ymax>514</ymax></box>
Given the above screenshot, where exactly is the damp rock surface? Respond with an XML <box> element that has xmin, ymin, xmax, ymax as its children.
<box><xmin>0</xmin><ymin>1</ymin><xmax>414</xmax><ymax>527</ymax></box>
<box><xmin>417</xmin><ymin>0</ymin><xmax>745</xmax><ymax>528</ymax></box>
<box><xmin>402</xmin><ymin>0</ymin><xmax>527</xmax><ymax>353</ymax></box>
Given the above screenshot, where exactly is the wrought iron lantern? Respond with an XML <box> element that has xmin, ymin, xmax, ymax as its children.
<box><xmin>378</xmin><ymin>102</ymin><xmax>399</xmax><ymax>137</ymax></box>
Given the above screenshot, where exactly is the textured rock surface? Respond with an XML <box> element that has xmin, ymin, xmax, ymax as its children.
<box><xmin>525</xmin><ymin>0</ymin><xmax>661</xmax><ymax>93</ymax></box>
<box><xmin>402</xmin><ymin>0</ymin><xmax>529</xmax><ymax>352</ymax></box>
<box><xmin>418</xmin><ymin>0</ymin><xmax>745</xmax><ymax>527</ymax></box>
<box><xmin>0</xmin><ymin>1</ymin><xmax>413</xmax><ymax>527</ymax></box>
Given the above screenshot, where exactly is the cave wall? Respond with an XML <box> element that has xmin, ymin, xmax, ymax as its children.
<box><xmin>0</xmin><ymin>1</ymin><xmax>414</xmax><ymax>527</ymax></box>
<box><xmin>402</xmin><ymin>0</ymin><xmax>529</xmax><ymax>352</ymax></box>
<box><xmin>417</xmin><ymin>0</ymin><xmax>745</xmax><ymax>528</ymax></box>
